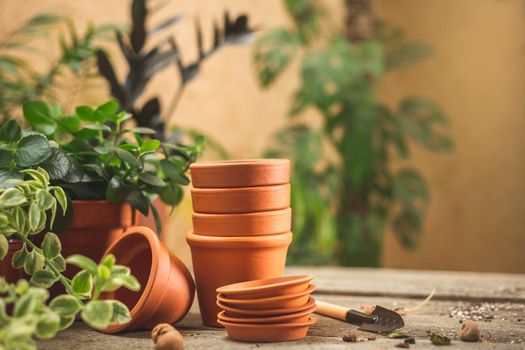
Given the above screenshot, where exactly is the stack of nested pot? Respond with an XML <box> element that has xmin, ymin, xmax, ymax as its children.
<box><xmin>187</xmin><ymin>159</ymin><xmax>292</xmax><ymax>327</ymax></box>
<box><xmin>216</xmin><ymin>275</ymin><xmax>317</xmax><ymax>342</ymax></box>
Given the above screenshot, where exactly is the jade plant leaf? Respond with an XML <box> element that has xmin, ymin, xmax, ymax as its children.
<box><xmin>0</xmin><ymin>119</ymin><xmax>22</xmax><ymax>142</ymax></box>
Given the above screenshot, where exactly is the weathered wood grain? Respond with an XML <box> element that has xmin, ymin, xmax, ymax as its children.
<box><xmin>37</xmin><ymin>268</ymin><xmax>525</xmax><ymax>349</ymax></box>
<box><xmin>287</xmin><ymin>267</ymin><xmax>525</xmax><ymax>302</ymax></box>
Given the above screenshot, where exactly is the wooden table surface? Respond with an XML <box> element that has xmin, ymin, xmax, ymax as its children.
<box><xmin>39</xmin><ymin>267</ymin><xmax>525</xmax><ymax>349</ymax></box>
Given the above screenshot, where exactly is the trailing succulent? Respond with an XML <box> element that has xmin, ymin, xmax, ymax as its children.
<box><xmin>0</xmin><ymin>99</ymin><xmax>202</xmax><ymax>233</ymax></box>
<box><xmin>0</xmin><ymin>167</ymin><xmax>140</xmax><ymax>349</ymax></box>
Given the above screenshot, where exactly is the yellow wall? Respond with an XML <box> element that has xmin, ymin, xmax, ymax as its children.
<box><xmin>1</xmin><ymin>0</ymin><xmax>524</xmax><ymax>272</ymax></box>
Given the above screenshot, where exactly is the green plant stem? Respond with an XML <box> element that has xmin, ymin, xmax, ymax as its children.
<box><xmin>15</xmin><ymin>234</ymin><xmax>74</xmax><ymax>293</ymax></box>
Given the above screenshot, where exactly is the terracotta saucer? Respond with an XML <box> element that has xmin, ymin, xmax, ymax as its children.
<box><xmin>217</xmin><ymin>301</ymin><xmax>316</xmax><ymax>324</ymax></box>
<box><xmin>217</xmin><ymin>285</ymin><xmax>315</xmax><ymax>310</ymax></box>
<box><xmin>217</xmin><ymin>297</ymin><xmax>316</xmax><ymax>318</ymax></box>
<box><xmin>218</xmin><ymin>316</ymin><xmax>316</xmax><ymax>342</ymax></box>
<box><xmin>190</xmin><ymin>159</ymin><xmax>290</xmax><ymax>188</ymax></box>
<box><xmin>192</xmin><ymin>208</ymin><xmax>291</xmax><ymax>237</ymax></box>
<box><xmin>191</xmin><ymin>184</ymin><xmax>290</xmax><ymax>214</ymax></box>
<box><xmin>216</xmin><ymin>275</ymin><xmax>313</xmax><ymax>299</ymax></box>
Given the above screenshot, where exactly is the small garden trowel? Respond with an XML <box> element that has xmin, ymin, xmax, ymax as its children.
<box><xmin>315</xmin><ymin>300</ymin><xmax>404</xmax><ymax>333</ymax></box>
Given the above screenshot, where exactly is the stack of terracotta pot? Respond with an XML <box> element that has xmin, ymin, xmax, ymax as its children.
<box><xmin>216</xmin><ymin>275</ymin><xmax>317</xmax><ymax>342</ymax></box>
<box><xmin>187</xmin><ymin>159</ymin><xmax>292</xmax><ymax>327</ymax></box>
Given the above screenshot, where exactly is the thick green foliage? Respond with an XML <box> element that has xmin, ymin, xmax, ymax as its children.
<box><xmin>256</xmin><ymin>1</ymin><xmax>453</xmax><ymax>266</ymax></box>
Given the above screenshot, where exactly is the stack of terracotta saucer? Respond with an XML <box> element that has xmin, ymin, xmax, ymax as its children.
<box><xmin>216</xmin><ymin>275</ymin><xmax>317</xmax><ymax>342</ymax></box>
<box><xmin>187</xmin><ymin>159</ymin><xmax>292</xmax><ymax>327</ymax></box>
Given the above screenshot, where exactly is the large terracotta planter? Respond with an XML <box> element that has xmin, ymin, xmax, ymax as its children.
<box><xmin>190</xmin><ymin>159</ymin><xmax>290</xmax><ymax>188</ymax></box>
<box><xmin>191</xmin><ymin>184</ymin><xmax>290</xmax><ymax>214</ymax></box>
<box><xmin>101</xmin><ymin>226</ymin><xmax>195</xmax><ymax>333</ymax></box>
<box><xmin>192</xmin><ymin>208</ymin><xmax>291</xmax><ymax>237</ymax></box>
<box><xmin>186</xmin><ymin>231</ymin><xmax>292</xmax><ymax>327</ymax></box>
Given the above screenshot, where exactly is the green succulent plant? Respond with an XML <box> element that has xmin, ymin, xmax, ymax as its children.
<box><xmin>0</xmin><ymin>167</ymin><xmax>140</xmax><ymax>349</ymax></box>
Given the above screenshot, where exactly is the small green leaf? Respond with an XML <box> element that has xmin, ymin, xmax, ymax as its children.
<box><xmin>0</xmin><ymin>119</ymin><xmax>22</xmax><ymax>142</ymax></box>
<box><xmin>35</xmin><ymin>189</ymin><xmax>55</xmax><ymax>210</ymax></box>
<box><xmin>50</xmin><ymin>255</ymin><xmax>66</xmax><ymax>272</ymax></box>
<box><xmin>23</xmin><ymin>100</ymin><xmax>56</xmax><ymax>135</ymax></box>
<box><xmin>66</xmin><ymin>255</ymin><xmax>98</xmax><ymax>274</ymax></box>
<box><xmin>12</xmin><ymin>247</ymin><xmax>27</xmax><ymax>269</ymax></box>
<box><xmin>139</xmin><ymin>173</ymin><xmax>166</xmax><ymax>187</ymax></box>
<box><xmin>126</xmin><ymin>189</ymin><xmax>149</xmax><ymax>216</ymax></box>
<box><xmin>36</xmin><ymin>310</ymin><xmax>60</xmax><ymax>339</ymax></box>
<box><xmin>82</xmin><ymin>123</ymin><xmax>111</xmax><ymax>132</ymax></box>
<box><xmin>159</xmin><ymin>182</ymin><xmax>183</xmax><ymax>206</ymax></box>
<box><xmin>58</xmin><ymin>315</ymin><xmax>75</xmax><ymax>330</ymax></box>
<box><xmin>0</xmin><ymin>188</ymin><xmax>26</xmax><ymax>208</ymax></box>
<box><xmin>113</xmin><ymin>148</ymin><xmax>139</xmax><ymax>168</ymax></box>
<box><xmin>21</xmin><ymin>168</ymin><xmax>48</xmax><ymax>187</ymax></box>
<box><xmin>49</xmin><ymin>295</ymin><xmax>82</xmax><ymax>317</ymax></box>
<box><xmin>75</xmin><ymin>106</ymin><xmax>95</xmax><ymax>121</ymax></box>
<box><xmin>31</xmin><ymin>269</ymin><xmax>58</xmax><ymax>288</ymax></box>
<box><xmin>71</xmin><ymin>270</ymin><xmax>93</xmax><ymax>297</ymax></box>
<box><xmin>42</xmin><ymin>232</ymin><xmax>61</xmax><ymax>259</ymax></box>
<box><xmin>28</xmin><ymin>203</ymin><xmax>42</xmax><ymax>232</ymax></box>
<box><xmin>14</xmin><ymin>293</ymin><xmax>37</xmax><ymax>317</ymax></box>
<box><xmin>24</xmin><ymin>250</ymin><xmax>45</xmax><ymax>275</ymax></box>
<box><xmin>102</xmin><ymin>254</ymin><xmax>115</xmax><ymax>269</ymax></box>
<box><xmin>430</xmin><ymin>332</ymin><xmax>451</xmax><ymax>345</ymax></box>
<box><xmin>95</xmin><ymin>100</ymin><xmax>120</xmax><ymax>122</ymax></box>
<box><xmin>15</xmin><ymin>134</ymin><xmax>52</xmax><ymax>167</ymax></box>
<box><xmin>81</xmin><ymin>300</ymin><xmax>113</xmax><ymax>330</ymax></box>
<box><xmin>0</xmin><ymin>235</ymin><xmax>8</xmax><ymax>260</ymax></box>
<box><xmin>98</xmin><ymin>265</ymin><xmax>111</xmax><ymax>280</ymax></box>
<box><xmin>106</xmin><ymin>176</ymin><xmax>130</xmax><ymax>203</ymax></box>
<box><xmin>0</xmin><ymin>149</ymin><xmax>14</xmax><ymax>167</ymax></box>
<box><xmin>52</xmin><ymin>187</ymin><xmax>68</xmax><ymax>213</ymax></box>
<box><xmin>109</xmin><ymin>300</ymin><xmax>131</xmax><ymax>324</ymax></box>
<box><xmin>139</xmin><ymin>139</ymin><xmax>160</xmax><ymax>154</ymax></box>
<box><xmin>112</xmin><ymin>274</ymin><xmax>141</xmax><ymax>292</ymax></box>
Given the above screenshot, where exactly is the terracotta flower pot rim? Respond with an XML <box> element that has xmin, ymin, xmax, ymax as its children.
<box><xmin>216</xmin><ymin>275</ymin><xmax>313</xmax><ymax>296</ymax></box>
<box><xmin>102</xmin><ymin>226</ymin><xmax>161</xmax><ymax>333</ymax></box>
<box><xmin>191</xmin><ymin>159</ymin><xmax>289</xmax><ymax>168</ymax></box>
<box><xmin>216</xmin><ymin>297</ymin><xmax>316</xmax><ymax>317</ymax></box>
<box><xmin>217</xmin><ymin>302</ymin><xmax>316</xmax><ymax>324</ymax></box>
<box><xmin>218</xmin><ymin>316</ymin><xmax>317</xmax><ymax>328</ymax></box>
<box><xmin>192</xmin><ymin>208</ymin><xmax>291</xmax><ymax>220</ymax></box>
<box><xmin>186</xmin><ymin>231</ymin><xmax>292</xmax><ymax>249</ymax></box>
<box><xmin>191</xmin><ymin>183</ymin><xmax>289</xmax><ymax>194</ymax></box>
<box><xmin>217</xmin><ymin>284</ymin><xmax>315</xmax><ymax>306</ymax></box>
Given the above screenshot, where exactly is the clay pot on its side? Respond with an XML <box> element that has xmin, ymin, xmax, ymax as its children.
<box><xmin>101</xmin><ymin>226</ymin><xmax>195</xmax><ymax>333</ymax></box>
<box><xmin>192</xmin><ymin>208</ymin><xmax>291</xmax><ymax>237</ymax></box>
<box><xmin>190</xmin><ymin>159</ymin><xmax>290</xmax><ymax>188</ymax></box>
<box><xmin>191</xmin><ymin>184</ymin><xmax>290</xmax><ymax>214</ymax></box>
<box><xmin>186</xmin><ymin>231</ymin><xmax>292</xmax><ymax>327</ymax></box>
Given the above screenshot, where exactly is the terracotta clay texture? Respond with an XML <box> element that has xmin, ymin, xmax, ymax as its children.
<box><xmin>190</xmin><ymin>159</ymin><xmax>290</xmax><ymax>188</ymax></box>
<box><xmin>192</xmin><ymin>208</ymin><xmax>291</xmax><ymax>237</ymax></box>
<box><xmin>218</xmin><ymin>317</ymin><xmax>316</xmax><ymax>342</ymax></box>
<box><xmin>217</xmin><ymin>275</ymin><xmax>313</xmax><ymax>299</ymax></box>
<box><xmin>101</xmin><ymin>226</ymin><xmax>195</xmax><ymax>333</ymax></box>
<box><xmin>217</xmin><ymin>301</ymin><xmax>316</xmax><ymax>324</ymax></box>
<box><xmin>186</xmin><ymin>231</ymin><xmax>292</xmax><ymax>327</ymax></box>
<box><xmin>191</xmin><ymin>184</ymin><xmax>290</xmax><ymax>214</ymax></box>
<box><xmin>217</xmin><ymin>297</ymin><xmax>316</xmax><ymax>318</ymax></box>
<box><xmin>217</xmin><ymin>285</ymin><xmax>315</xmax><ymax>310</ymax></box>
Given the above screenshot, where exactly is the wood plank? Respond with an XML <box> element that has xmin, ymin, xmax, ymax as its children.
<box><xmin>38</xmin><ymin>293</ymin><xmax>525</xmax><ymax>349</ymax></box>
<box><xmin>287</xmin><ymin>267</ymin><xmax>525</xmax><ymax>302</ymax></box>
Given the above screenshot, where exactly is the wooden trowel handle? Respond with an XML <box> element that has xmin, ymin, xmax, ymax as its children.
<box><xmin>315</xmin><ymin>300</ymin><xmax>348</xmax><ymax>321</ymax></box>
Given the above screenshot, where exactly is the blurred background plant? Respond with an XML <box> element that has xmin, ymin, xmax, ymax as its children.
<box><xmin>258</xmin><ymin>0</ymin><xmax>454</xmax><ymax>266</ymax></box>
<box><xmin>0</xmin><ymin>13</ymin><xmax>117</xmax><ymax>122</ymax></box>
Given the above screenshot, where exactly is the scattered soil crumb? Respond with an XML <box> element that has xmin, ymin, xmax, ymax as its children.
<box><xmin>342</xmin><ymin>333</ymin><xmax>357</xmax><ymax>342</ymax></box>
<box><xmin>395</xmin><ymin>343</ymin><xmax>410</xmax><ymax>348</ymax></box>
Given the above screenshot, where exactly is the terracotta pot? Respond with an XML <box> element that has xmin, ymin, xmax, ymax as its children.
<box><xmin>217</xmin><ymin>302</ymin><xmax>316</xmax><ymax>324</ymax></box>
<box><xmin>218</xmin><ymin>317</ymin><xmax>316</xmax><ymax>342</ymax></box>
<box><xmin>0</xmin><ymin>240</ymin><xmax>26</xmax><ymax>283</ymax></box>
<box><xmin>101</xmin><ymin>226</ymin><xmax>195</xmax><ymax>333</ymax></box>
<box><xmin>192</xmin><ymin>208</ymin><xmax>291</xmax><ymax>237</ymax></box>
<box><xmin>137</xmin><ymin>196</ymin><xmax>169</xmax><ymax>237</ymax></box>
<box><xmin>216</xmin><ymin>275</ymin><xmax>313</xmax><ymax>300</ymax></box>
<box><xmin>186</xmin><ymin>231</ymin><xmax>292</xmax><ymax>327</ymax></box>
<box><xmin>218</xmin><ymin>297</ymin><xmax>316</xmax><ymax>318</ymax></box>
<box><xmin>190</xmin><ymin>159</ymin><xmax>290</xmax><ymax>188</ymax></box>
<box><xmin>191</xmin><ymin>184</ymin><xmax>290</xmax><ymax>214</ymax></box>
<box><xmin>217</xmin><ymin>285</ymin><xmax>314</xmax><ymax>310</ymax></box>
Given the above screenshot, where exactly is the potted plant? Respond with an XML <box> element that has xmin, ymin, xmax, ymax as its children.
<box><xmin>0</xmin><ymin>167</ymin><xmax>141</xmax><ymax>347</ymax></box>
<box><xmin>0</xmin><ymin>99</ymin><xmax>201</xmax><ymax>269</ymax></box>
